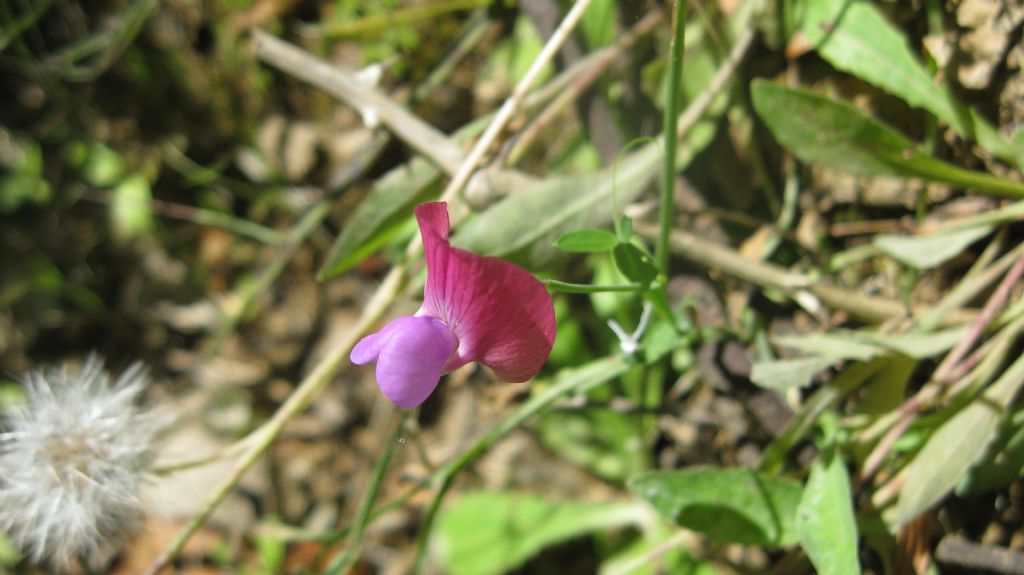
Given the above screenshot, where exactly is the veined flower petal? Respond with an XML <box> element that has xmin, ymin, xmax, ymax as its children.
<box><xmin>415</xmin><ymin>202</ymin><xmax>556</xmax><ymax>381</ymax></box>
<box><xmin>351</xmin><ymin>316</ymin><xmax>456</xmax><ymax>408</ymax></box>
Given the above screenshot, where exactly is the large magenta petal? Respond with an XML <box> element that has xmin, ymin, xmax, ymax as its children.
<box><xmin>351</xmin><ymin>315</ymin><xmax>456</xmax><ymax>408</ymax></box>
<box><xmin>415</xmin><ymin>202</ymin><xmax>556</xmax><ymax>382</ymax></box>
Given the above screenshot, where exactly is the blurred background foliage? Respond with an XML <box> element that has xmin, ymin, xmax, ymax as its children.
<box><xmin>2</xmin><ymin>0</ymin><xmax>1024</xmax><ymax>574</ymax></box>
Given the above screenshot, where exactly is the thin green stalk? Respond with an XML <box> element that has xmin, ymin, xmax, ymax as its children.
<box><xmin>411</xmin><ymin>355</ymin><xmax>631</xmax><ymax>574</ymax></box>
<box><xmin>324</xmin><ymin>411</ymin><xmax>405</xmax><ymax>575</ymax></box>
<box><xmin>657</xmin><ymin>0</ymin><xmax>686</xmax><ymax>274</ymax></box>
<box><xmin>316</xmin><ymin>0</ymin><xmax>490</xmax><ymax>38</ymax></box>
<box><xmin>544</xmin><ymin>279</ymin><xmax>645</xmax><ymax>293</ymax></box>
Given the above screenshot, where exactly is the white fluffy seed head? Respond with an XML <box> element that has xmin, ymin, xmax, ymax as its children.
<box><xmin>0</xmin><ymin>355</ymin><xmax>167</xmax><ymax>572</ymax></box>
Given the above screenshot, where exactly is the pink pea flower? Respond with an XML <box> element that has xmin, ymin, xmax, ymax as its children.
<box><xmin>350</xmin><ymin>202</ymin><xmax>557</xmax><ymax>408</ymax></box>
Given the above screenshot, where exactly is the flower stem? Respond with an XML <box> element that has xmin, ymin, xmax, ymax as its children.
<box><xmin>656</xmin><ymin>0</ymin><xmax>686</xmax><ymax>275</ymax></box>
<box><xmin>323</xmin><ymin>411</ymin><xmax>405</xmax><ymax>575</ymax></box>
<box><xmin>544</xmin><ymin>279</ymin><xmax>645</xmax><ymax>293</ymax></box>
<box><xmin>411</xmin><ymin>355</ymin><xmax>631</xmax><ymax>574</ymax></box>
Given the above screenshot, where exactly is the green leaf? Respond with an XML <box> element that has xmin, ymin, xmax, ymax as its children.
<box><xmin>897</xmin><ymin>352</ymin><xmax>1024</xmax><ymax>526</ymax></box>
<box><xmin>554</xmin><ymin>228</ymin><xmax>618</xmax><ymax>253</ymax></box>
<box><xmin>801</xmin><ymin>0</ymin><xmax>1019</xmax><ymax>166</ymax></box>
<box><xmin>543</xmin><ymin>279</ymin><xmax>643</xmax><ymax>294</ymax></box>
<box><xmin>434</xmin><ymin>492</ymin><xmax>643</xmax><ymax>575</ymax></box>
<box><xmin>319</xmin><ymin>157</ymin><xmax>439</xmax><ymax>279</ymax></box>
<box><xmin>616</xmin><ymin>215</ymin><xmax>633</xmax><ymax>242</ymax></box>
<box><xmin>798</xmin><ymin>453</ymin><xmax>861</xmax><ymax>575</ymax></box>
<box><xmin>454</xmin><ymin>143</ymin><xmax>663</xmax><ymax>266</ymax></box>
<box><xmin>750</xmin><ymin>81</ymin><xmax>1024</xmax><ymax>199</ymax></box>
<box><xmin>859</xmin><ymin>327</ymin><xmax>968</xmax><ymax>359</ymax></box>
<box><xmin>612</xmin><ymin>243</ymin><xmax>658</xmax><ymax>286</ymax></box>
<box><xmin>958</xmin><ymin>408</ymin><xmax>1024</xmax><ymax>496</ymax></box>
<box><xmin>773</xmin><ymin>333</ymin><xmax>882</xmax><ymax>362</ymax></box>
<box><xmin>110</xmin><ymin>173</ymin><xmax>153</xmax><ymax>241</ymax></box>
<box><xmin>874</xmin><ymin>226</ymin><xmax>992</xmax><ymax>269</ymax></box>
<box><xmin>750</xmin><ymin>356</ymin><xmax>839</xmax><ymax>391</ymax></box>
<box><xmin>629</xmin><ymin>467</ymin><xmax>803</xmax><ymax>546</ymax></box>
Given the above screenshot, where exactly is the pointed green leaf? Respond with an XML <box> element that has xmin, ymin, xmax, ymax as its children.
<box><xmin>958</xmin><ymin>408</ymin><xmax>1024</xmax><ymax>496</ymax></box>
<box><xmin>774</xmin><ymin>333</ymin><xmax>882</xmax><ymax>362</ymax></box>
<box><xmin>798</xmin><ymin>453</ymin><xmax>861</xmax><ymax>575</ymax></box>
<box><xmin>612</xmin><ymin>243</ymin><xmax>658</xmax><ymax>286</ymax></box>
<box><xmin>454</xmin><ymin>143</ymin><xmax>663</xmax><ymax>266</ymax></box>
<box><xmin>859</xmin><ymin>327</ymin><xmax>968</xmax><ymax>359</ymax></box>
<box><xmin>802</xmin><ymin>0</ymin><xmax>1019</xmax><ymax>166</ymax></box>
<box><xmin>897</xmin><ymin>353</ymin><xmax>1024</xmax><ymax>526</ymax></box>
<box><xmin>629</xmin><ymin>467</ymin><xmax>803</xmax><ymax>546</ymax></box>
<box><xmin>554</xmin><ymin>228</ymin><xmax>618</xmax><ymax>253</ymax></box>
<box><xmin>751</xmin><ymin>81</ymin><xmax>1024</xmax><ymax>199</ymax></box>
<box><xmin>750</xmin><ymin>356</ymin><xmax>839</xmax><ymax>391</ymax></box>
<box><xmin>319</xmin><ymin>157</ymin><xmax>439</xmax><ymax>279</ymax></box>
<box><xmin>874</xmin><ymin>226</ymin><xmax>992</xmax><ymax>269</ymax></box>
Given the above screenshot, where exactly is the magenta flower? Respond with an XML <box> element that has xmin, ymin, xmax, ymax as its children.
<box><xmin>351</xmin><ymin>202</ymin><xmax>557</xmax><ymax>408</ymax></box>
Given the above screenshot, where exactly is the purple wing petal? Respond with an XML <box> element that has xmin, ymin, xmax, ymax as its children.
<box><xmin>415</xmin><ymin>202</ymin><xmax>556</xmax><ymax>382</ymax></box>
<box><xmin>373</xmin><ymin>315</ymin><xmax>456</xmax><ymax>408</ymax></box>
<box><xmin>351</xmin><ymin>318</ymin><xmax>408</xmax><ymax>365</ymax></box>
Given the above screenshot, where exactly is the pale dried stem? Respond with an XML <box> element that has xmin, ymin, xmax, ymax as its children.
<box><xmin>934</xmin><ymin>253</ymin><xmax>1024</xmax><ymax>383</ymax></box>
<box><xmin>640</xmin><ymin>222</ymin><xmax>979</xmax><ymax>325</ymax></box>
<box><xmin>437</xmin><ymin>0</ymin><xmax>594</xmax><ymax>206</ymax></box>
<box><xmin>506</xmin><ymin>10</ymin><xmax>663</xmax><ymax>165</ymax></box>
<box><xmin>860</xmin><ymin>253</ymin><xmax>1024</xmax><ymax>483</ymax></box>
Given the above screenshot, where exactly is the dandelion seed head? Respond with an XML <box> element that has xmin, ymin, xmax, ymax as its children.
<box><xmin>0</xmin><ymin>355</ymin><xmax>166</xmax><ymax>572</ymax></box>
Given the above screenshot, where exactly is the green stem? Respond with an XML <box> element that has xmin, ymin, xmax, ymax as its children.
<box><xmin>411</xmin><ymin>355</ymin><xmax>631</xmax><ymax>574</ymax></box>
<box><xmin>544</xmin><ymin>279</ymin><xmax>645</xmax><ymax>293</ymax></box>
<box><xmin>657</xmin><ymin>0</ymin><xmax>686</xmax><ymax>274</ymax></box>
<box><xmin>324</xmin><ymin>412</ymin><xmax>405</xmax><ymax>575</ymax></box>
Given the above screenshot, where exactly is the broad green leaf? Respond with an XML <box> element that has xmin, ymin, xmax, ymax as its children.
<box><xmin>958</xmin><ymin>408</ymin><xmax>1024</xmax><ymax>496</ymax></box>
<box><xmin>750</xmin><ymin>356</ymin><xmax>838</xmax><ymax>391</ymax></box>
<box><xmin>897</xmin><ymin>352</ymin><xmax>1024</xmax><ymax>526</ymax></box>
<box><xmin>110</xmin><ymin>173</ymin><xmax>153</xmax><ymax>241</ymax></box>
<box><xmin>774</xmin><ymin>327</ymin><xmax>968</xmax><ymax>366</ymax></box>
<box><xmin>859</xmin><ymin>327</ymin><xmax>968</xmax><ymax>359</ymax></box>
<box><xmin>629</xmin><ymin>467</ymin><xmax>803</xmax><ymax>546</ymax></box>
<box><xmin>554</xmin><ymin>228</ymin><xmax>618</xmax><ymax>253</ymax></box>
<box><xmin>434</xmin><ymin>492</ymin><xmax>644</xmax><ymax>575</ymax></box>
<box><xmin>454</xmin><ymin>143</ymin><xmax>663</xmax><ymax>266</ymax></box>
<box><xmin>751</xmin><ymin>82</ymin><xmax>1024</xmax><ymax>199</ymax></box>
<box><xmin>938</xmin><ymin>199</ymin><xmax>1024</xmax><ymax>231</ymax></box>
<box><xmin>798</xmin><ymin>453</ymin><xmax>861</xmax><ymax>575</ymax></box>
<box><xmin>773</xmin><ymin>333</ymin><xmax>882</xmax><ymax>362</ymax></box>
<box><xmin>802</xmin><ymin>0</ymin><xmax>1018</xmax><ymax>166</ymax></box>
<box><xmin>612</xmin><ymin>243</ymin><xmax>658</xmax><ymax>286</ymax></box>
<box><xmin>874</xmin><ymin>226</ymin><xmax>992</xmax><ymax>269</ymax></box>
<box><xmin>319</xmin><ymin>157</ymin><xmax>439</xmax><ymax>279</ymax></box>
